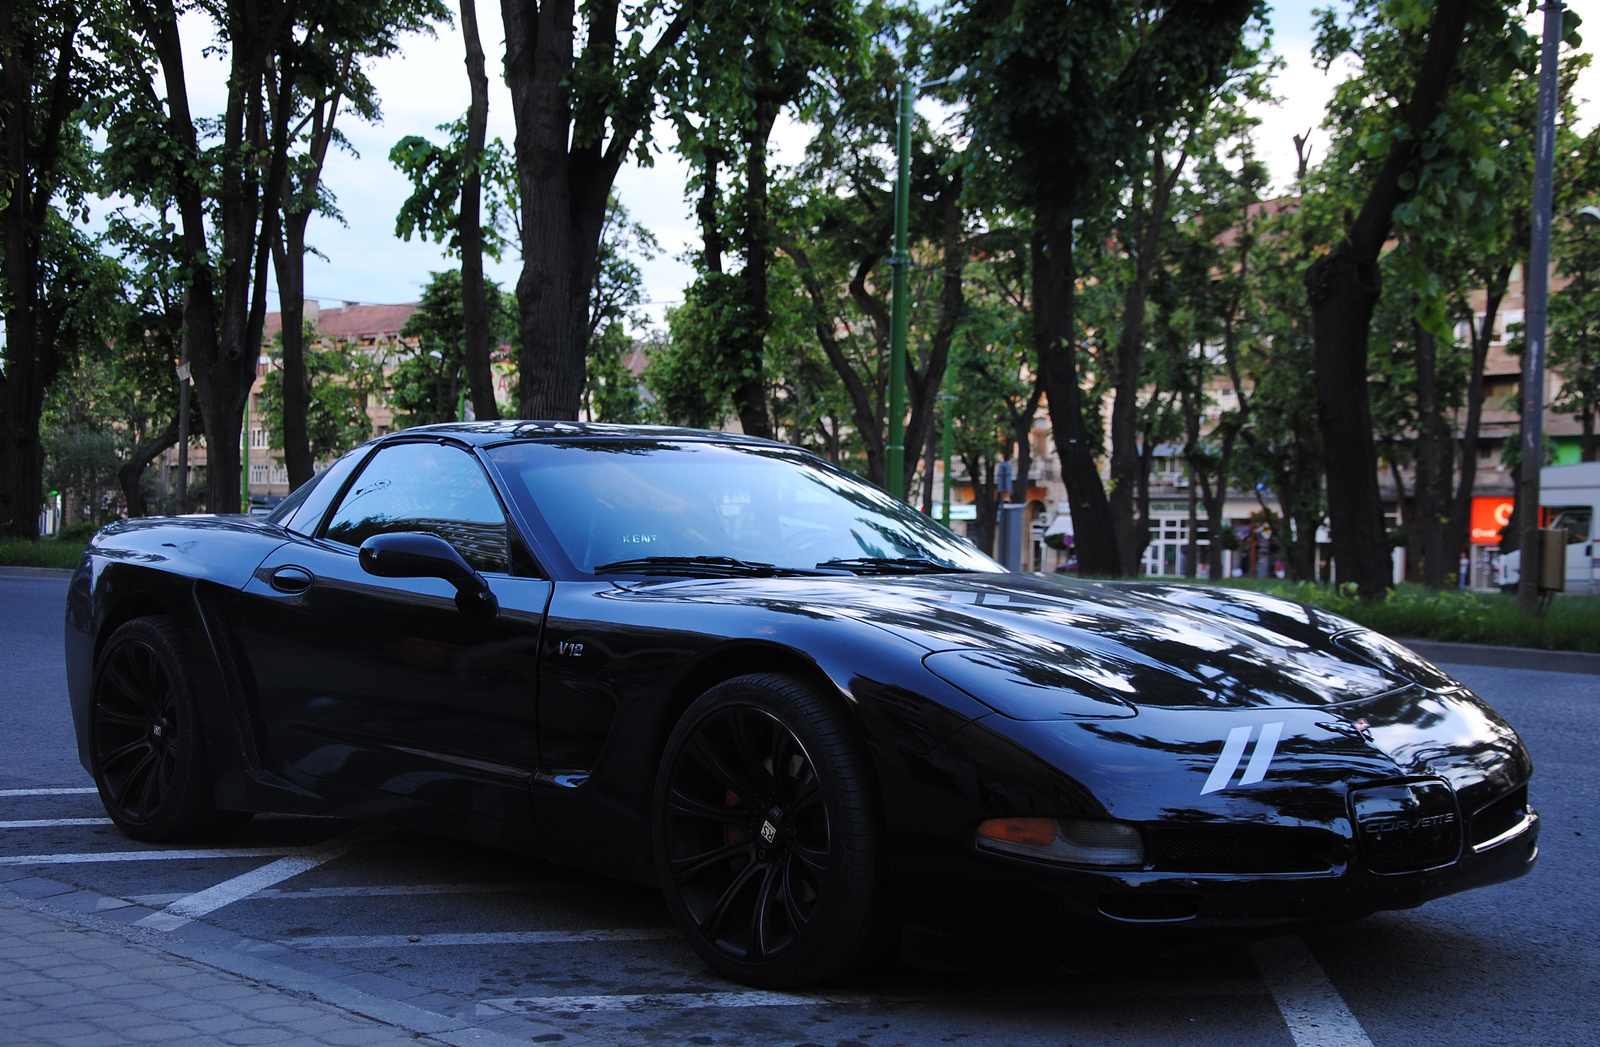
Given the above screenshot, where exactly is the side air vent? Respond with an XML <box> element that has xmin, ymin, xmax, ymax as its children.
<box><xmin>192</xmin><ymin>584</ymin><xmax>264</xmax><ymax>773</ymax></box>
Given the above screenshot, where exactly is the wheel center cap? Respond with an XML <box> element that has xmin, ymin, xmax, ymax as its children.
<box><xmin>151</xmin><ymin>724</ymin><xmax>164</xmax><ymax>738</ymax></box>
<box><xmin>760</xmin><ymin>819</ymin><xmax>778</xmax><ymax>845</ymax></box>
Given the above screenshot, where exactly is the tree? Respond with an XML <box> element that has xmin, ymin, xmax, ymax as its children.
<box><xmin>273</xmin><ymin>0</ymin><xmax>444</xmax><ymax>491</ymax></box>
<box><xmin>0</xmin><ymin>0</ymin><xmax>122</xmax><ymax>537</ymax></box>
<box><xmin>498</xmin><ymin>0</ymin><xmax>695</xmax><ymax>420</ymax></box>
<box><xmin>258</xmin><ymin>332</ymin><xmax>383</xmax><ymax>463</ymax></box>
<box><xmin>943</xmin><ymin>0</ymin><xmax>1258</xmax><ymax>577</ymax></box>
<box><xmin>664</xmin><ymin>0</ymin><xmax>858</xmax><ymax>439</ymax></box>
<box><xmin>1302</xmin><ymin>0</ymin><xmax>1538</xmax><ymax>598</ymax></box>
<box><xmin>387</xmin><ymin>269</ymin><xmax>517</xmax><ymax>425</ymax></box>
<box><xmin>772</xmin><ymin>1</ymin><xmax>969</xmax><ymax>490</ymax></box>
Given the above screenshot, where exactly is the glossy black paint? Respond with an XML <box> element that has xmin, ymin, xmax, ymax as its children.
<box><xmin>64</xmin><ymin>422</ymin><xmax>1537</xmax><ymax>952</ymax></box>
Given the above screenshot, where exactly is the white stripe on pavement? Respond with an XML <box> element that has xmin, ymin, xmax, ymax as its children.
<box><xmin>134</xmin><ymin>829</ymin><xmax>380</xmax><ymax>931</ymax></box>
<box><xmin>0</xmin><ymin>818</ymin><xmax>114</xmax><ymax>829</ymax></box>
<box><xmin>1250</xmin><ymin>936</ymin><xmax>1374</xmax><ymax>1047</ymax></box>
<box><xmin>0</xmin><ymin>847</ymin><xmax>301</xmax><ymax>866</ymax></box>
<box><xmin>0</xmin><ymin>787</ymin><xmax>99</xmax><ymax>797</ymax></box>
<box><xmin>283</xmin><ymin>928</ymin><xmax>679</xmax><ymax>949</ymax></box>
<box><xmin>481</xmin><ymin>990</ymin><xmax>848</xmax><ymax>1014</ymax></box>
<box><xmin>478</xmin><ymin>979</ymin><xmax>1268</xmax><ymax>1015</ymax></box>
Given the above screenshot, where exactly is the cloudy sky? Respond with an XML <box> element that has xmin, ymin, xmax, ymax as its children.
<box><xmin>163</xmin><ymin>0</ymin><xmax>1600</xmax><ymax>327</ymax></box>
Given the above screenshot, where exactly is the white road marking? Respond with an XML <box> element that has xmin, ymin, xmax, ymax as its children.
<box><xmin>1239</xmin><ymin>721</ymin><xmax>1286</xmax><ymax>786</ymax></box>
<box><xmin>1202</xmin><ymin>725</ymin><xmax>1254</xmax><ymax>794</ymax></box>
<box><xmin>0</xmin><ymin>787</ymin><xmax>99</xmax><ymax>797</ymax></box>
<box><xmin>481</xmin><ymin>990</ymin><xmax>850</xmax><ymax>1013</ymax></box>
<box><xmin>255</xmin><ymin>881</ymin><xmax>583</xmax><ymax>900</ymax></box>
<box><xmin>479</xmin><ymin>979</ymin><xmax>1270</xmax><ymax>1015</ymax></box>
<box><xmin>1250</xmin><ymin>935</ymin><xmax>1374</xmax><ymax>1047</ymax></box>
<box><xmin>0</xmin><ymin>818</ymin><xmax>114</xmax><ymax>829</ymax></box>
<box><xmin>134</xmin><ymin>829</ymin><xmax>379</xmax><ymax>931</ymax></box>
<box><xmin>283</xmin><ymin>928</ymin><xmax>679</xmax><ymax>949</ymax></box>
<box><xmin>0</xmin><ymin>847</ymin><xmax>301</xmax><ymax>866</ymax></box>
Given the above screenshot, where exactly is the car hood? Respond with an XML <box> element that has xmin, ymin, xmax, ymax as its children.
<box><xmin>640</xmin><ymin>572</ymin><xmax>1410</xmax><ymax>712</ymax></box>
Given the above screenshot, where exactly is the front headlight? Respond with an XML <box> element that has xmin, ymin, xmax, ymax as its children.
<box><xmin>975</xmin><ymin>817</ymin><xmax>1145</xmax><ymax>868</ymax></box>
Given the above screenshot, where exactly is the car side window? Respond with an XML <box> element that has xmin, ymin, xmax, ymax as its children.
<box><xmin>324</xmin><ymin>442</ymin><xmax>510</xmax><ymax>574</ymax></box>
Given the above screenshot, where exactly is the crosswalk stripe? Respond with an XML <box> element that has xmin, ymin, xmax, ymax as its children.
<box><xmin>0</xmin><ymin>818</ymin><xmax>114</xmax><ymax>829</ymax></box>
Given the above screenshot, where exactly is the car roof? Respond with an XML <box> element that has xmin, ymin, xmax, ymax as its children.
<box><xmin>384</xmin><ymin>421</ymin><xmax>790</xmax><ymax>450</ymax></box>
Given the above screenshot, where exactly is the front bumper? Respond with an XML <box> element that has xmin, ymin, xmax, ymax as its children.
<box><xmin>893</xmin><ymin>803</ymin><xmax>1538</xmax><ymax>960</ymax></box>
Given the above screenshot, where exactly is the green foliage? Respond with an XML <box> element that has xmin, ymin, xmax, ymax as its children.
<box><xmin>390</xmin><ymin>119</ymin><xmax>518</xmax><ymax>259</ymax></box>
<box><xmin>258</xmin><ymin>333</ymin><xmax>383</xmax><ymax>464</ymax></box>
<box><xmin>0</xmin><ymin>537</ymin><xmax>89</xmax><ymax>570</ymax></box>
<box><xmin>1220</xmin><ymin>579</ymin><xmax>1600</xmax><ymax>654</ymax></box>
<box><xmin>386</xmin><ymin>269</ymin><xmax>517</xmax><ymax>425</ymax></box>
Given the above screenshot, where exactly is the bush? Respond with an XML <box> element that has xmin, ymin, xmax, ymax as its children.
<box><xmin>1218</xmin><ymin>579</ymin><xmax>1600</xmax><ymax>654</ymax></box>
<box><xmin>0</xmin><ymin>536</ymin><xmax>88</xmax><ymax>570</ymax></box>
<box><xmin>55</xmin><ymin>522</ymin><xmax>100</xmax><ymax>544</ymax></box>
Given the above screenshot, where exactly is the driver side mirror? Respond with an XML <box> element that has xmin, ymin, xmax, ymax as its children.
<box><xmin>358</xmin><ymin>532</ymin><xmax>498</xmax><ymax>618</ymax></box>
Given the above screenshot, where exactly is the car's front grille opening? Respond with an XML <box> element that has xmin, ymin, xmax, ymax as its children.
<box><xmin>1470</xmin><ymin>785</ymin><xmax>1529</xmax><ymax>849</ymax></box>
<box><xmin>1143</xmin><ymin>826</ymin><xmax>1337</xmax><ymax>874</ymax></box>
<box><xmin>1097</xmin><ymin>892</ymin><xmax>1202</xmax><ymax>922</ymax></box>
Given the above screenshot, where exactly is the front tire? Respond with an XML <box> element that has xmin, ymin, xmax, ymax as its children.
<box><xmin>89</xmin><ymin>616</ymin><xmax>240</xmax><ymax>841</ymax></box>
<box><xmin>654</xmin><ymin>673</ymin><xmax>881</xmax><ymax>987</ymax></box>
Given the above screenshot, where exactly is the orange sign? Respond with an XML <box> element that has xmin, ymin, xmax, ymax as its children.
<box><xmin>1470</xmin><ymin>496</ymin><xmax>1514</xmax><ymax>544</ymax></box>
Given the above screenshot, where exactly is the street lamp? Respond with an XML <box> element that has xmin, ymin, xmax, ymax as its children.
<box><xmin>887</xmin><ymin>74</ymin><xmax>955</xmax><ymax>501</ymax></box>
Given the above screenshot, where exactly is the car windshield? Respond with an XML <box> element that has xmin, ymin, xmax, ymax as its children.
<box><xmin>485</xmin><ymin>439</ymin><xmax>1003</xmax><ymax>576</ymax></box>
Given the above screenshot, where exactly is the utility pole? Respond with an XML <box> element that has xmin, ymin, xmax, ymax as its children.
<box><xmin>1518</xmin><ymin>0</ymin><xmax>1562</xmax><ymax>616</ymax></box>
<box><xmin>887</xmin><ymin>80</ymin><xmax>912</xmax><ymax>500</ymax></box>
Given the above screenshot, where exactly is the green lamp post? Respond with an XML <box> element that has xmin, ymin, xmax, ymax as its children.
<box><xmin>887</xmin><ymin>74</ymin><xmax>955</xmax><ymax>502</ymax></box>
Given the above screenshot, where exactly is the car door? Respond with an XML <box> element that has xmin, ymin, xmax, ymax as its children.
<box><xmin>235</xmin><ymin>440</ymin><xmax>552</xmax><ymax>822</ymax></box>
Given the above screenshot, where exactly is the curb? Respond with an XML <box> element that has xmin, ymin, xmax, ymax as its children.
<box><xmin>0</xmin><ymin>566</ymin><xmax>73</xmax><ymax>578</ymax></box>
<box><xmin>1398</xmin><ymin>637</ymin><xmax>1600</xmax><ymax>677</ymax></box>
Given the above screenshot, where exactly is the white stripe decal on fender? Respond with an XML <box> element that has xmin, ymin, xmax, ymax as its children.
<box><xmin>1201</xmin><ymin>725</ymin><xmax>1254</xmax><ymax>795</ymax></box>
<box><xmin>1240</xmin><ymin>721</ymin><xmax>1286</xmax><ymax>786</ymax></box>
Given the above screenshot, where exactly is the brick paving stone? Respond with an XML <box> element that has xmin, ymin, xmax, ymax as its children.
<box><xmin>0</xmin><ymin>902</ymin><xmax>452</xmax><ymax>1047</ymax></box>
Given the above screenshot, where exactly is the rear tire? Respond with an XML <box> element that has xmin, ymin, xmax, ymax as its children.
<box><xmin>89</xmin><ymin>616</ymin><xmax>242</xmax><ymax>841</ymax></box>
<box><xmin>654</xmin><ymin>673</ymin><xmax>881</xmax><ymax>987</ymax></box>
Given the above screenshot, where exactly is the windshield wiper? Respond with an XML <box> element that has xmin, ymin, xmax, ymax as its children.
<box><xmin>815</xmin><ymin>556</ymin><xmax>975</xmax><ymax>575</ymax></box>
<box><xmin>593</xmin><ymin>555</ymin><xmax>824</xmax><ymax>577</ymax></box>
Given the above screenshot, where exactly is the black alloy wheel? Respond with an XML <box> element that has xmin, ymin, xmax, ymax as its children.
<box><xmin>90</xmin><ymin>616</ymin><xmax>241</xmax><ymax>841</ymax></box>
<box><xmin>655</xmin><ymin>674</ymin><xmax>881</xmax><ymax>987</ymax></box>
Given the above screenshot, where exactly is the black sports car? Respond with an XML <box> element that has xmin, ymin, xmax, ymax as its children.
<box><xmin>65</xmin><ymin>423</ymin><xmax>1538</xmax><ymax>986</ymax></box>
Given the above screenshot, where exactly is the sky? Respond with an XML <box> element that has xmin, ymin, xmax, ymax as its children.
<box><xmin>157</xmin><ymin>0</ymin><xmax>1600</xmax><ymax>328</ymax></box>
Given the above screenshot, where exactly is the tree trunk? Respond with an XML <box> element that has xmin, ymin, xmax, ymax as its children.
<box><xmin>964</xmin><ymin>456</ymin><xmax>998</xmax><ymax>556</ymax></box>
<box><xmin>272</xmin><ymin>212</ymin><xmax>315</xmax><ymax>488</ymax></box>
<box><xmin>1109</xmin><ymin>151</ymin><xmax>1177</xmax><ymax>575</ymax></box>
<box><xmin>902</xmin><ymin>179</ymin><xmax>965</xmax><ymax>496</ymax></box>
<box><xmin>1583</xmin><ymin>406</ymin><xmax>1596</xmax><ymax>462</ymax></box>
<box><xmin>1032</xmin><ymin>216</ymin><xmax>1120</xmax><ymax>576</ymax></box>
<box><xmin>730</xmin><ymin>90</ymin><xmax>779</xmax><ymax>439</ymax></box>
<box><xmin>1414</xmin><ymin>320</ymin><xmax>1454</xmax><ymax>588</ymax></box>
<box><xmin>1445</xmin><ymin>271</ymin><xmax>1508</xmax><ymax>566</ymax></box>
<box><xmin>118</xmin><ymin>422</ymin><xmax>180</xmax><ymax>518</ymax></box>
<box><xmin>0</xmin><ymin>4</ymin><xmax>79</xmax><ymax>538</ymax></box>
<box><xmin>459</xmin><ymin>0</ymin><xmax>500</xmax><ymax>421</ymax></box>
<box><xmin>1304</xmin><ymin>0</ymin><xmax>1468</xmax><ymax>599</ymax></box>
<box><xmin>501</xmin><ymin>0</ymin><xmax>691</xmax><ymax>421</ymax></box>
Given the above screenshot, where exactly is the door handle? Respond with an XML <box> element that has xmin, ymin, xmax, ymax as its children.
<box><xmin>268</xmin><ymin>565</ymin><xmax>314</xmax><ymax>594</ymax></box>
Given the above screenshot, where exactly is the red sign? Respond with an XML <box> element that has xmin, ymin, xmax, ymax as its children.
<box><xmin>1470</xmin><ymin>496</ymin><xmax>1514</xmax><ymax>544</ymax></box>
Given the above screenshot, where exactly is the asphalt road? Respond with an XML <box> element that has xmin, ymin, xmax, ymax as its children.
<box><xmin>2</xmin><ymin>573</ymin><xmax>1596</xmax><ymax>1046</ymax></box>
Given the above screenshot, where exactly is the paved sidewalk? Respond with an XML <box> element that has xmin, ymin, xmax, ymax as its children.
<box><xmin>0</xmin><ymin>901</ymin><xmax>448</xmax><ymax>1047</ymax></box>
